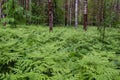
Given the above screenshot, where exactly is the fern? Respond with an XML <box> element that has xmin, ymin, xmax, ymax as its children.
<box><xmin>0</xmin><ymin>26</ymin><xmax>120</xmax><ymax>80</ymax></box>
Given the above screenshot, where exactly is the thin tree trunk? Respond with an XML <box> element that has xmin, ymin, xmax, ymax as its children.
<box><xmin>83</xmin><ymin>0</ymin><xmax>88</xmax><ymax>31</ymax></box>
<box><xmin>26</xmin><ymin>0</ymin><xmax>29</xmax><ymax>24</ymax></box>
<box><xmin>115</xmin><ymin>0</ymin><xmax>119</xmax><ymax>22</ymax></box>
<box><xmin>71</xmin><ymin>0</ymin><xmax>75</xmax><ymax>25</ymax></box>
<box><xmin>48</xmin><ymin>0</ymin><xmax>53</xmax><ymax>31</ymax></box>
<box><xmin>97</xmin><ymin>0</ymin><xmax>101</xmax><ymax>29</ymax></box>
<box><xmin>29</xmin><ymin>0</ymin><xmax>32</xmax><ymax>24</ymax></box>
<box><xmin>75</xmin><ymin>0</ymin><xmax>78</xmax><ymax>28</ymax></box>
<box><xmin>69</xmin><ymin>0</ymin><xmax>72</xmax><ymax>26</ymax></box>
<box><xmin>13</xmin><ymin>0</ymin><xmax>16</xmax><ymax>27</ymax></box>
<box><xmin>26</xmin><ymin>0</ymin><xmax>29</xmax><ymax>11</ymax></box>
<box><xmin>18</xmin><ymin>0</ymin><xmax>21</xmax><ymax>5</ymax></box>
<box><xmin>65</xmin><ymin>0</ymin><xmax>68</xmax><ymax>26</ymax></box>
<box><xmin>53</xmin><ymin>0</ymin><xmax>57</xmax><ymax>25</ymax></box>
<box><xmin>1</xmin><ymin>0</ymin><xmax>6</xmax><ymax>26</ymax></box>
<box><xmin>0</xmin><ymin>1</ymin><xmax>1</xmax><ymax>19</ymax></box>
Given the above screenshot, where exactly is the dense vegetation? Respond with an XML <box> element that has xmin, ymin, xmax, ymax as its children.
<box><xmin>0</xmin><ymin>0</ymin><xmax>120</xmax><ymax>29</ymax></box>
<box><xmin>0</xmin><ymin>0</ymin><xmax>120</xmax><ymax>80</ymax></box>
<box><xmin>0</xmin><ymin>25</ymin><xmax>120</xmax><ymax>80</ymax></box>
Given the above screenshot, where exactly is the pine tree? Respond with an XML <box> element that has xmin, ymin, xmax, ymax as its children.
<box><xmin>65</xmin><ymin>0</ymin><xmax>68</xmax><ymax>26</ymax></box>
<box><xmin>69</xmin><ymin>0</ymin><xmax>72</xmax><ymax>26</ymax></box>
<box><xmin>48</xmin><ymin>0</ymin><xmax>53</xmax><ymax>31</ymax></box>
<box><xmin>75</xmin><ymin>0</ymin><xmax>78</xmax><ymax>28</ymax></box>
<box><xmin>0</xmin><ymin>1</ymin><xmax>1</xmax><ymax>19</ymax></box>
<box><xmin>83</xmin><ymin>0</ymin><xmax>88</xmax><ymax>31</ymax></box>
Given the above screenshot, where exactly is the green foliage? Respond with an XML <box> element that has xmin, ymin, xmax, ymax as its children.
<box><xmin>98</xmin><ymin>0</ymin><xmax>117</xmax><ymax>42</ymax></box>
<box><xmin>53</xmin><ymin>0</ymin><xmax>65</xmax><ymax>25</ymax></box>
<box><xmin>2</xmin><ymin>0</ymin><xmax>25</xmax><ymax>27</ymax></box>
<box><xmin>0</xmin><ymin>26</ymin><xmax>120</xmax><ymax>80</ymax></box>
<box><xmin>102</xmin><ymin>0</ymin><xmax>115</xmax><ymax>27</ymax></box>
<box><xmin>31</xmin><ymin>0</ymin><xmax>47</xmax><ymax>25</ymax></box>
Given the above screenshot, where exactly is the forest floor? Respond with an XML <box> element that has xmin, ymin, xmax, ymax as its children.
<box><xmin>0</xmin><ymin>25</ymin><xmax>120</xmax><ymax>80</ymax></box>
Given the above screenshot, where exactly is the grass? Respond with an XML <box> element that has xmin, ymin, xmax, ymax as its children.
<box><xmin>0</xmin><ymin>25</ymin><xmax>120</xmax><ymax>80</ymax></box>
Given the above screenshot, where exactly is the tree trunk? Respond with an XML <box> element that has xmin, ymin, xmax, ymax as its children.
<box><xmin>26</xmin><ymin>0</ymin><xmax>29</xmax><ymax>24</ymax></box>
<box><xmin>65</xmin><ymin>0</ymin><xmax>68</xmax><ymax>26</ymax></box>
<box><xmin>83</xmin><ymin>0</ymin><xmax>88</xmax><ymax>31</ymax></box>
<box><xmin>115</xmin><ymin>0</ymin><xmax>119</xmax><ymax>22</ymax></box>
<box><xmin>29</xmin><ymin>0</ymin><xmax>32</xmax><ymax>24</ymax></box>
<box><xmin>0</xmin><ymin>1</ymin><xmax>1</xmax><ymax>19</ymax></box>
<box><xmin>26</xmin><ymin>0</ymin><xmax>29</xmax><ymax>11</ymax></box>
<box><xmin>53</xmin><ymin>0</ymin><xmax>57</xmax><ymax>25</ymax></box>
<box><xmin>1</xmin><ymin>0</ymin><xmax>6</xmax><ymax>26</ymax></box>
<box><xmin>48</xmin><ymin>0</ymin><xmax>53</xmax><ymax>31</ymax></box>
<box><xmin>75</xmin><ymin>0</ymin><xmax>78</xmax><ymax>28</ymax></box>
<box><xmin>13</xmin><ymin>0</ymin><xmax>16</xmax><ymax>27</ymax></box>
<box><xmin>69</xmin><ymin>0</ymin><xmax>72</xmax><ymax>26</ymax></box>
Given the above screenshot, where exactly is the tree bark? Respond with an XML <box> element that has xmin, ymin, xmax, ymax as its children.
<box><xmin>0</xmin><ymin>1</ymin><xmax>1</xmax><ymax>19</ymax></box>
<box><xmin>65</xmin><ymin>0</ymin><xmax>68</xmax><ymax>26</ymax></box>
<box><xmin>1</xmin><ymin>0</ymin><xmax>6</xmax><ymax>26</ymax></box>
<box><xmin>29</xmin><ymin>0</ymin><xmax>32</xmax><ymax>24</ymax></box>
<box><xmin>26</xmin><ymin>0</ymin><xmax>29</xmax><ymax>11</ymax></box>
<box><xmin>75</xmin><ymin>0</ymin><xmax>78</xmax><ymax>28</ymax></box>
<box><xmin>69</xmin><ymin>0</ymin><xmax>72</xmax><ymax>26</ymax></box>
<box><xmin>48</xmin><ymin>0</ymin><xmax>53</xmax><ymax>31</ymax></box>
<box><xmin>115</xmin><ymin>0</ymin><xmax>119</xmax><ymax>22</ymax></box>
<box><xmin>26</xmin><ymin>0</ymin><xmax>29</xmax><ymax>24</ymax></box>
<box><xmin>83</xmin><ymin>0</ymin><xmax>88</xmax><ymax>31</ymax></box>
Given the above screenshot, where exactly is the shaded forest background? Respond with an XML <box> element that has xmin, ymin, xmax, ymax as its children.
<box><xmin>0</xmin><ymin>0</ymin><xmax>120</xmax><ymax>29</ymax></box>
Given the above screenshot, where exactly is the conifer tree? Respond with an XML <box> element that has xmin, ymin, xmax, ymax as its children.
<box><xmin>83</xmin><ymin>0</ymin><xmax>88</xmax><ymax>31</ymax></box>
<box><xmin>48</xmin><ymin>0</ymin><xmax>53</xmax><ymax>31</ymax></box>
<box><xmin>65</xmin><ymin>0</ymin><xmax>68</xmax><ymax>26</ymax></box>
<box><xmin>75</xmin><ymin>0</ymin><xmax>78</xmax><ymax>28</ymax></box>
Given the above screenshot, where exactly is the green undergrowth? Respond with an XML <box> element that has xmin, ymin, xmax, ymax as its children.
<box><xmin>0</xmin><ymin>25</ymin><xmax>120</xmax><ymax>80</ymax></box>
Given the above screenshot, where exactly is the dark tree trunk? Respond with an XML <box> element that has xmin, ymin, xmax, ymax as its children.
<box><xmin>48</xmin><ymin>0</ymin><xmax>53</xmax><ymax>31</ymax></box>
<box><xmin>115</xmin><ymin>0</ymin><xmax>119</xmax><ymax>22</ymax></box>
<box><xmin>26</xmin><ymin>0</ymin><xmax>29</xmax><ymax>11</ymax></box>
<box><xmin>26</xmin><ymin>0</ymin><xmax>29</xmax><ymax>24</ymax></box>
<box><xmin>12</xmin><ymin>0</ymin><xmax>16</xmax><ymax>27</ymax></box>
<box><xmin>100</xmin><ymin>0</ymin><xmax>104</xmax><ymax>23</ymax></box>
<box><xmin>83</xmin><ymin>0</ymin><xmax>88</xmax><ymax>31</ymax></box>
<box><xmin>18</xmin><ymin>0</ymin><xmax>21</xmax><ymax>5</ymax></box>
<box><xmin>29</xmin><ymin>0</ymin><xmax>32</xmax><ymax>24</ymax></box>
<box><xmin>69</xmin><ymin>0</ymin><xmax>72</xmax><ymax>26</ymax></box>
<box><xmin>0</xmin><ymin>1</ymin><xmax>2</xmax><ymax>19</ymax></box>
<box><xmin>65</xmin><ymin>0</ymin><xmax>68</xmax><ymax>26</ymax></box>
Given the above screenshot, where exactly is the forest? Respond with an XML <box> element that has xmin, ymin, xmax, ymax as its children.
<box><xmin>0</xmin><ymin>0</ymin><xmax>120</xmax><ymax>80</ymax></box>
